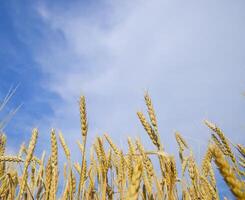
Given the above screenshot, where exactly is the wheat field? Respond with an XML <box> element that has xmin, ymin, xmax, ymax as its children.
<box><xmin>0</xmin><ymin>93</ymin><xmax>244</xmax><ymax>200</ymax></box>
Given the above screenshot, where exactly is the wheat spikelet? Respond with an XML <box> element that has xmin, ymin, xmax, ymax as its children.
<box><xmin>80</xmin><ymin>159</ymin><xmax>87</xmax><ymax>188</ymax></box>
<box><xmin>31</xmin><ymin>164</ymin><xmax>35</xmax><ymax>188</ymax></box>
<box><xmin>73</xmin><ymin>162</ymin><xmax>81</xmax><ymax>174</ymax></box>
<box><xmin>182</xmin><ymin>189</ymin><xmax>191</xmax><ymax>200</ymax></box>
<box><xmin>143</xmin><ymin>156</ymin><xmax>154</xmax><ymax>182</ymax></box>
<box><xmin>32</xmin><ymin>156</ymin><xmax>41</xmax><ymax>165</ymax></box>
<box><xmin>45</xmin><ymin>156</ymin><xmax>52</xmax><ymax>199</ymax></box>
<box><xmin>175</xmin><ymin>132</ymin><xmax>188</xmax><ymax>162</ymax></box>
<box><xmin>142</xmin><ymin>169</ymin><xmax>152</xmax><ymax>196</ymax></box>
<box><xmin>80</xmin><ymin>96</ymin><xmax>88</xmax><ymax>137</ymax></box>
<box><xmin>209</xmin><ymin>164</ymin><xmax>217</xmax><ymax>189</ymax></box>
<box><xmin>63</xmin><ymin>162</ymin><xmax>68</xmax><ymax>181</ymax></box>
<box><xmin>175</xmin><ymin>132</ymin><xmax>188</xmax><ymax>150</ymax></box>
<box><xmin>107</xmin><ymin>149</ymin><xmax>112</xmax><ymax>169</ymax></box>
<box><xmin>126</xmin><ymin>160</ymin><xmax>143</xmax><ymax>200</ymax></box>
<box><xmin>188</xmin><ymin>154</ymin><xmax>197</xmax><ymax>182</ymax></box>
<box><xmin>50</xmin><ymin>130</ymin><xmax>58</xmax><ymax>166</ymax></box>
<box><xmin>19</xmin><ymin>128</ymin><xmax>38</xmax><ymax>198</ymax></box>
<box><xmin>189</xmin><ymin>185</ymin><xmax>199</xmax><ymax>200</ymax></box>
<box><xmin>104</xmin><ymin>133</ymin><xmax>120</xmax><ymax>155</ymax></box>
<box><xmin>200</xmin><ymin>175</ymin><xmax>216</xmax><ymax>199</ymax></box>
<box><xmin>50</xmin><ymin>163</ymin><xmax>58</xmax><ymax>200</ymax></box>
<box><xmin>211</xmin><ymin>134</ymin><xmax>229</xmax><ymax>156</ymax></box>
<box><xmin>135</xmin><ymin>140</ymin><xmax>154</xmax><ymax>184</ymax></box>
<box><xmin>0</xmin><ymin>134</ymin><xmax>6</xmax><ymax>156</ymax></box>
<box><xmin>0</xmin><ymin>156</ymin><xmax>23</xmax><ymax>162</ymax></box>
<box><xmin>127</xmin><ymin>137</ymin><xmax>135</xmax><ymax>181</ymax></box>
<box><xmin>211</xmin><ymin>144</ymin><xmax>245</xmax><ymax>199</ymax></box>
<box><xmin>144</xmin><ymin>92</ymin><xmax>158</xmax><ymax>131</ymax></box>
<box><xmin>201</xmin><ymin>144</ymin><xmax>213</xmax><ymax>177</ymax></box>
<box><xmin>170</xmin><ymin>156</ymin><xmax>177</xmax><ymax>183</ymax></box>
<box><xmin>237</xmin><ymin>144</ymin><xmax>245</xmax><ymax>157</ymax></box>
<box><xmin>182</xmin><ymin>157</ymin><xmax>188</xmax><ymax>176</ymax></box>
<box><xmin>96</xmin><ymin>137</ymin><xmax>107</xmax><ymax>169</ymax></box>
<box><xmin>50</xmin><ymin>129</ymin><xmax>58</xmax><ymax>200</ymax></box>
<box><xmin>58</xmin><ymin>131</ymin><xmax>70</xmax><ymax>160</ymax></box>
<box><xmin>118</xmin><ymin>150</ymin><xmax>126</xmax><ymax>184</ymax></box>
<box><xmin>137</xmin><ymin>112</ymin><xmax>160</xmax><ymax>149</ymax></box>
<box><xmin>127</xmin><ymin>137</ymin><xmax>136</xmax><ymax>155</ymax></box>
<box><xmin>86</xmin><ymin>165</ymin><xmax>95</xmax><ymax>199</ymax></box>
<box><xmin>205</xmin><ymin>120</ymin><xmax>237</xmax><ymax>165</ymax></box>
<box><xmin>70</xmin><ymin>172</ymin><xmax>76</xmax><ymax>197</ymax></box>
<box><xmin>0</xmin><ymin>134</ymin><xmax>6</xmax><ymax>158</ymax></box>
<box><xmin>0</xmin><ymin>134</ymin><xmax>7</xmax><ymax>177</ymax></box>
<box><xmin>239</xmin><ymin>156</ymin><xmax>245</xmax><ymax>168</ymax></box>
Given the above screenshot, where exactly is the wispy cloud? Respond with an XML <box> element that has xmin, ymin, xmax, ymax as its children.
<box><xmin>32</xmin><ymin>0</ymin><xmax>245</xmax><ymax>150</ymax></box>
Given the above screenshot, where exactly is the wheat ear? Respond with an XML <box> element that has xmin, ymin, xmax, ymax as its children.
<box><xmin>137</xmin><ymin>112</ymin><xmax>160</xmax><ymax>150</ymax></box>
<box><xmin>58</xmin><ymin>131</ymin><xmax>70</xmax><ymax>160</ymax></box>
<box><xmin>205</xmin><ymin>120</ymin><xmax>237</xmax><ymax>164</ymax></box>
<box><xmin>211</xmin><ymin>144</ymin><xmax>245</xmax><ymax>199</ymax></box>
<box><xmin>0</xmin><ymin>156</ymin><xmax>23</xmax><ymax>162</ymax></box>
<box><xmin>104</xmin><ymin>133</ymin><xmax>120</xmax><ymax>155</ymax></box>
<box><xmin>18</xmin><ymin>128</ymin><xmax>38</xmax><ymax>199</ymax></box>
<box><xmin>126</xmin><ymin>160</ymin><xmax>143</xmax><ymax>200</ymax></box>
<box><xmin>0</xmin><ymin>134</ymin><xmax>7</xmax><ymax>177</ymax></box>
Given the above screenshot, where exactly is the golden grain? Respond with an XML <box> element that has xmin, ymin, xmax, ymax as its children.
<box><xmin>0</xmin><ymin>94</ymin><xmax>243</xmax><ymax>199</ymax></box>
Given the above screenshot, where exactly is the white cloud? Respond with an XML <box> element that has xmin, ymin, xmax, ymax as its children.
<box><xmin>32</xmin><ymin>0</ymin><xmax>245</xmax><ymax>160</ymax></box>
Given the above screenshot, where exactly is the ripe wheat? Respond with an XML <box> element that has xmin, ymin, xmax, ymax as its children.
<box><xmin>0</xmin><ymin>94</ymin><xmax>244</xmax><ymax>199</ymax></box>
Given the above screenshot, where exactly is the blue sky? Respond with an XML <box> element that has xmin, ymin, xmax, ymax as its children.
<box><xmin>0</xmin><ymin>0</ymin><xmax>245</xmax><ymax>197</ymax></box>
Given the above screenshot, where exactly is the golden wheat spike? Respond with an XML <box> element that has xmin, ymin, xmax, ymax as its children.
<box><xmin>104</xmin><ymin>133</ymin><xmax>120</xmax><ymax>155</ymax></box>
<box><xmin>0</xmin><ymin>156</ymin><xmax>23</xmax><ymax>162</ymax></box>
<box><xmin>170</xmin><ymin>156</ymin><xmax>177</xmax><ymax>183</ymax></box>
<box><xmin>144</xmin><ymin>92</ymin><xmax>158</xmax><ymax>130</ymax></box>
<box><xmin>205</xmin><ymin>120</ymin><xmax>237</xmax><ymax>165</ymax></box>
<box><xmin>0</xmin><ymin>134</ymin><xmax>7</xmax><ymax>177</ymax></box>
<box><xmin>137</xmin><ymin>112</ymin><xmax>161</xmax><ymax>149</ymax></box>
<box><xmin>50</xmin><ymin>129</ymin><xmax>58</xmax><ymax>200</ymax></box>
<box><xmin>79</xmin><ymin>96</ymin><xmax>88</xmax><ymax>137</ymax></box>
<box><xmin>188</xmin><ymin>153</ymin><xmax>198</xmax><ymax>184</ymax></box>
<box><xmin>142</xmin><ymin>169</ymin><xmax>152</xmax><ymax>197</ymax></box>
<box><xmin>70</xmin><ymin>172</ymin><xmax>76</xmax><ymax>197</ymax></box>
<box><xmin>58</xmin><ymin>131</ymin><xmax>70</xmax><ymax>160</ymax></box>
<box><xmin>126</xmin><ymin>160</ymin><xmax>143</xmax><ymax>200</ymax></box>
<box><xmin>200</xmin><ymin>175</ymin><xmax>216</xmax><ymax>199</ymax></box>
<box><xmin>18</xmin><ymin>128</ymin><xmax>38</xmax><ymax>198</ymax></box>
<box><xmin>0</xmin><ymin>134</ymin><xmax>6</xmax><ymax>156</ymax></box>
<box><xmin>211</xmin><ymin>144</ymin><xmax>245</xmax><ymax>199</ymax></box>
<box><xmin>175</xmin><ymin>132</ymin><xmax>189</xmax><ymax>149</ymax></box>
<box><xmin>135</xmin><ymin>139</ymin><xmax>154</xmax><ymax>183</ymax></box>
<box><xmin>80</xmin><ymin>159</ymin><xmax>87</xmax><ymax>188</ymax></box>
<box><xmin>201</xmin><ymin>144</ymin><xmax>213</xmax><ymax>177</ymax></box>
<box><xmin>45</xmin><ymin>156</ymin><xmax>52</xmax><ymax>199</ymax></box>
